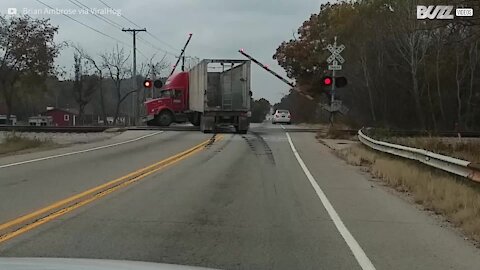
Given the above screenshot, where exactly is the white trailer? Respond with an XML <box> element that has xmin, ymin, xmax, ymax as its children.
<box><xmin>189</xmin><ymin>59</ymin><xmax>251</xmax><ymax>133</ymax></box>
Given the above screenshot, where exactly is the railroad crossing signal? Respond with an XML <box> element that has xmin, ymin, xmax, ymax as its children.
<box><xmin>153</xmin><ymin>79</ymin><xmax>163</xmax><ymax>89</ymax></box>
<box><xmin>326</xmin><ymin>44</ymin><xmax>345</xmax><ymax>63</ymax></box>
<box><xmin>323</xmin><ymin>37</ymin><xmax>348</xmax><ymax>120</ymax></box>
<box><xmin>143</xmin><ymin>79</ymin><xmax>152</xmax><ymax>88</ymax></box>
<box><xmin>322</xmin><ymin>76</ymin><xmax>333</xmax><ymax>86</ymax></box>
<box><xmin>322</xmin><ymin>76</ymin><xmax>347</xmax><ymax>88</ymax></box>
<box><xmin>320</xmin><ymin>100</ymin><xmax>349</xmax><ymax>115</ymax></box>
<box><xmin>335</xmin><ymin>77</ymin><xmax>348</xmax><ymax>88</ymax></box>
<box><xmin>327</xmin><ymin>43</ymin><xmax>345</xmax><ymax>71</ymax></box>
<box><xmin>144</xmin><ymin>79</ymin><xmax>163</xmax><ymax>89</ymax></box>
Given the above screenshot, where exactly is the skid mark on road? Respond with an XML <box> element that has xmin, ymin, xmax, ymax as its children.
<box><xmin>241</xmin><ymin>132</ymin><xmax>275</xmax><ymax>165</ymax></box>
<box><xmin>198</xmin><ymin>134</ymin><xmax>234</xmax><ymax>164</ymax></box>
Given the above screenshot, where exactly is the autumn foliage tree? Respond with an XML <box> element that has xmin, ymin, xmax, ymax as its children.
<box><xmin>251</xmin><ymin>98</ymin><xmax>271</xmax><ymax>123</ymax></box>
<box><xmin>0</xmin><ymin>15</ymin><xmax>59</xmax><ymax>122</ymax></box>
<box><xmin>274</xmin><ymin>0</ymin><xmax>480</xmax><ymax>130</ymax></box>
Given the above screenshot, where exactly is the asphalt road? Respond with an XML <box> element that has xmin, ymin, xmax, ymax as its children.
<box><xmin>1</xmin><ymin>123</ymin><xmax>480</xmax><ymax>269</ymax></box>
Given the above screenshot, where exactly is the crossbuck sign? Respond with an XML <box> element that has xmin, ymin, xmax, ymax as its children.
<box><xmin>326</xmin><ymin>43</ymin><xmax>345</xmax><ymax>71</ymax></box>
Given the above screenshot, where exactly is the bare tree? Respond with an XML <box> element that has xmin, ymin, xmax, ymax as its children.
<box><xmin>466</xmin><ymin>40</ymin><xmax>479</xmax><ymax>128</ymax></box>
<box><xmin>101</xmin><ymin>45</ymin><xmax>133</xmax><ymax>125</ymax></box>
<box><xmin>139</xmin><ymin>53</ymin><xmax>169</xmax><ymax>102</ymax></box>
<box><xmin>73</xmin><ymin>45</ymin><xmax>108</xmax><ymax>125</ymax></box>
<box><xmin>389</xmin><ymin>1</ymin><xmax>431</xmax><ymax>129</ymax></box>
<box><xmin>72</xmin><ymin>53</ymin><xmax>97</xmax><ymax>125</ymax></box>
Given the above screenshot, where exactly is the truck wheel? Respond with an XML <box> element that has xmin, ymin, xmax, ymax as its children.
<box><xmin>146</xmin><ymin>120</ymin><xmax>155</xmax><ymax>126</ymax></box>
<box><xmin>157</xmin><ymin>111</ymin><xmax>173</xmax><ymax>126</ymax></box>
<box><xmin>235</xmin><ymin>126</ymin><xmax>248</xmax><ymax>134</ymax></box>
<box><xmin>189</xmin><ymin>113</ymin><xmax>201</xmax><ymax>126</ymax></box>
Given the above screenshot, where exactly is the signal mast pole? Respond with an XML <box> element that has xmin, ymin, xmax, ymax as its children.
<box><xmin>330</xmin><ymin>36</ymin><xmax>337</xmax><ymax>126</ymax></box>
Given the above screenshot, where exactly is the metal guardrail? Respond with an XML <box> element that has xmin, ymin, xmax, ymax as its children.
<box><xmin>358</xmin><ymin>129</ymin><xmax>480</xmax><ymax>183</ymax></box>
<box><xmin>366</xmin><ymin>129</ymin><xmax>480</xmax><ymax>138</ymax></box>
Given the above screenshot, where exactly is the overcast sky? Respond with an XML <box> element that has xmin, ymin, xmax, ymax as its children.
<box><xmin>2</xmin><ymin>0</ymin><xmax>322</xmax><ymax>104</ymax></box>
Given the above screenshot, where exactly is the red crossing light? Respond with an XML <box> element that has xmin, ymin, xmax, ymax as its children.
<box><xmin>323</xmin><ymin>76</ymin><xmax>333</xmax><ymax>86</ymax></box>
<box><xmin>143</xmin><ymin>79</ymin><xmax>152</xmax><ymax>88</ymax></box>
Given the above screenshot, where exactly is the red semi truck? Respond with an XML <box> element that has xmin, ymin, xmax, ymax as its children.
<box><xmin>143</xmin><ymin>59</ymin><xmax>251</xmax><ymax>133</ymax></box>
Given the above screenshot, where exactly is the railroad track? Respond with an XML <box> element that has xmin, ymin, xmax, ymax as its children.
<box><xmin>1</xmin><ymin>125</ymin><xmax>479</xmax><ymax>137</ymax></box>
<box><xmin>0</xmin><ymin>125</ymin><xmax>200</xmax><ymax>133</ymax></box>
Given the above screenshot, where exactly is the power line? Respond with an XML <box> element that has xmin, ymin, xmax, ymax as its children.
<box><xmin>137</xmin><ymin>36</ymin><xmax>177</xmax><ymax>56</ymax></box>
<box><xmin>97</xmin><ymin>0</ymin><xmax>141</xmax><ymax>27</ymax></box>
<box><xmin>68</xmin><ymin>0</ymin><xmax>124</xmax><ymax>29</ymax></box>
<box><xmin>64</xmin><ymin>0</ymin><xmax>154</xmax><ymax>61</ymax></box>
<box><xmin>37</xmin><ymin>0</ymin><xmax>151</xmax><ymax>62</ymax></box>
<box><xmin>70</xmin><ymin>0</ymin><xmax>177</xmax><ymax>57</ymax></box>
<box><xmin>55</xmin><ymin>0</ymin><xmax>195</xmax><ymax>64</ymax></box>
<box><xmin>34</xmin><ymin>0</ymin><xmax>131</xmax><ymax>48</ymax></box>
<box><xmin>136</xmin><ymin>48</ymin><xmax>149</xmax><ymax>60</ymax></box>
<box><xmin>146</xmin><ymin>31</ymin><xmax>179</xmax><ymax>51</ymax></box>
<box><xmin>97</xmin><ymin>0</ymin><xmax>179</xmax><ymax>51</ymax></box>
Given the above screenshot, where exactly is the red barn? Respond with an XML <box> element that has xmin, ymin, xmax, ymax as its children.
<box><xmin>42</xmin><ymin>107</ymin><xmax>78</xmax><ymax>126</ymax></box>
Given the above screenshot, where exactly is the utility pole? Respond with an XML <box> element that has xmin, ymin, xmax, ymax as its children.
<box><xmin>330</xmin><ymin>36</ymin><xmax>337</xmax><ymax>126</ymax></box>
<box><xmin>122</xmin><ymin>28</ymin><xmax>146</xmax><ymax>126</ymax></box>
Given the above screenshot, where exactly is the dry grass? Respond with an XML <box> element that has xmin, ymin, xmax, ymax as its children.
<box><xmin>316</xmin><ymin>125</ymin><xmax>356</xmax><ymax>140</ymax></box>
<box><xmin>388</xmin><ymin>137</ymin><xmax>480</xmax><ymax>163</ymax></box>
<box><xmin>339</xmin><ymin>144</ymin><xmax>480</xmax><ymax>242</ymax></box>
<box><xmin>296</xmin><ymin>123</ymin><xmax>329</xmax><ymax>129</ymax></box>
<box><xmin>0</xmin><ymin>132</ymin><xmax>54</xmax><ymax>155</ymax></box>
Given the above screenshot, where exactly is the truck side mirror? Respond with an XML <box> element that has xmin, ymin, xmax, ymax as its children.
<box><xmin>249</xmin><ymin>91</ymin><xmax>253</xmax><ymax>97</ymax></box>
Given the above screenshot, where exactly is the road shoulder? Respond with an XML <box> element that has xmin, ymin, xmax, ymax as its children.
<box><xmin>0</xmin><ymin>131</ymin><xmax>157</xmax><ymax>167</ymax></box>
<box><xmin>289</xmin><ymin>132</ymin><xmax>480</xmax><ymax>270</ymax></box>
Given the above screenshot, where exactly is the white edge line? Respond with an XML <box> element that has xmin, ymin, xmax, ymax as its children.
<box><xmin>0</xmin><ymin>131</ymin><xmax>164</xmax><ymax>169</ymax></box>
<box><xmin>286</xmin><ymin>132</ymin><xmax>376</xmax><ymax>270</ymax></box>
<box><xmin>280</xmin><ymin>125</ymin><xmax>286</xmax><ymax>130</ymax></box>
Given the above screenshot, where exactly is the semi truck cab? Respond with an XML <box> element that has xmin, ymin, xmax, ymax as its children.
<box><xmin>144</xmin><ymin>72</ymin><xmax>190</xmax><ymax>126</ymax></box>
<box><xmin>144</xmin><ymin>59</ymin><xmax>251</xmax><ymax>133</ymax></box>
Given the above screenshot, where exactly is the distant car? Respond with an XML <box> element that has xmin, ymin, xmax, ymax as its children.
<box><xmin>272</xmin><ymin>109</ymin><xmax>291</xmax><ymax>124</ymax></box>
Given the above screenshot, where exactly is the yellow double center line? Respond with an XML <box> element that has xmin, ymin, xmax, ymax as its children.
<box><xmin>0</xmin><ymin>135</ymin><xmax>223</xmax><ymax>244</ymax></box>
